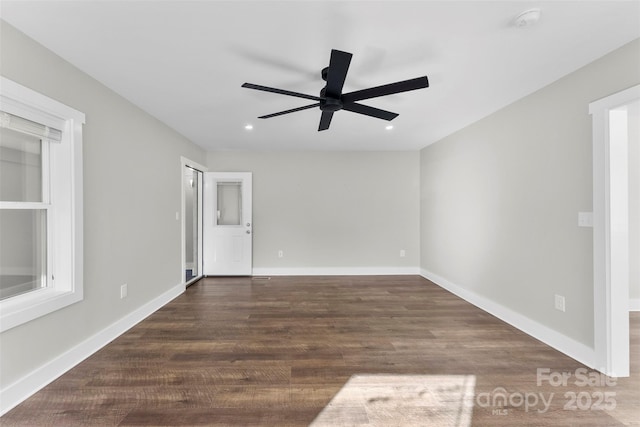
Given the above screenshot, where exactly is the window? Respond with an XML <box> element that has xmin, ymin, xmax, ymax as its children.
<box><xmin>0</xmin><ymin>77</ymin><xmax>85</xmax><ymax>332</ymax></box>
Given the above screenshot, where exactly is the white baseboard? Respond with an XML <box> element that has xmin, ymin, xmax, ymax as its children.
<box><xmin>420</xmin><ymin>268</ymin><xmax>596</xmax><ymax>369</ymax></box>
<box><xmin>252</xmin><ymin>267</ymin><xmax>421</xmax><ymax>276</ymax></box>
<box><xmin>0</xmin><ymin>282</ymin><xmax>185</xmax><ymax>416</ymax></box>
<box><xmin>630</xmin><ymin>298</ymin><xmax>640</xmax><ymax>311</ymax></box>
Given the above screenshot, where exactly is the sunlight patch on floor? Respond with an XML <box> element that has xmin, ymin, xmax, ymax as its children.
<box><xmin>310</xmin><ymin>374</ymin><xmax>476</xmax><ymax>427</ymax></box>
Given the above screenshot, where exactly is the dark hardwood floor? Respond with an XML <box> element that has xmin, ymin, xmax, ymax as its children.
<box><xmin>2</xmin><ymin>276</ymin><xmax>638</xmax><ymax>426</ymax></box>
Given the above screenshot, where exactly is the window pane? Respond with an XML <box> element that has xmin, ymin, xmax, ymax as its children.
<box><xmin>0</xmin><ymin>127</ymin><xmax>42</xmax><ymax>202</ymax></box>
<box><xmin>0</xmin><ymin>209</ymin><xmax>47</xmax><ymax>300</ymax></box>
<box><xmin>217</xmin><ymin>182</ymin><xmax>242</xmax><ymax>226</ymax></box>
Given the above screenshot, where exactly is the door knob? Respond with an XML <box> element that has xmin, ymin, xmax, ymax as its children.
<box><xmin>246</xmin><ymin>222</ymin><xmax>251</xmax><ymax>227</ymax></box>
<box><xmin>246</xmin><ymin>230</ymin><xmax>251</xmax><ymax>234</ymax></box>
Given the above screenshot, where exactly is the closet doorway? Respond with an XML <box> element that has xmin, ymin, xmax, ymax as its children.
<box><xmin>590</xmin><ymin>84</ymin><xmax>640</xmax><ymax>377</ymax></box>
<box><xmin>182</xmin><ymin>158</ymin><xmax>206</xmax><ymax>286</ymax></box>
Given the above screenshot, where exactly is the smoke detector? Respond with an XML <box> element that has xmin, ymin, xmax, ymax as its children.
<box><xmin>514</xmin><ymin>8</ymin><xmax>541</xmax><ymax>28</ymax></box>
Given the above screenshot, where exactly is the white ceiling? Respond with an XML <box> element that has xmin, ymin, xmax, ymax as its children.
<box><xmin>1</xmin><ymin>1</ymin><xmax>639</xmax><ymax>152</ymax></box>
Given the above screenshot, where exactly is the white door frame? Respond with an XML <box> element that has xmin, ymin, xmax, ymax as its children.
<box><xmin>180</xmin><ymin>157</ymin><xmax>208</xmax><ymax>286</ymax></box>
<box><xmin>203</xmin><ymin>172</ymin><xmax>253</xmax><ymax>276</ymax></box>
<box><xmin>590</xmin><ymin>84</ymin><xmax>639</xmax><ymax>378</ymax></box>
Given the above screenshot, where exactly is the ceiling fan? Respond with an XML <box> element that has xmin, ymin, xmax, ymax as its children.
<box><xmin>241</xmin><ymin>49</ymin><xmax>429</xmax><ymax>131</ymax></box>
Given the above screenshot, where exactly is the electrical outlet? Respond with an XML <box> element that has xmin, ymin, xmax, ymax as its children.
<box><xmin>400</xmin><ymin>249</ymin><xmax>406</xmax><ymax>258</ymax></box>
<box><xmin>120</xmin><ymin>284</ymin><xmax>128</xmax><ymax>299</ymax></box>
<box><xmin>554</xmin><ymin>294</ymin><xmax>565</xmax><ymax>312</ymax></box>
<box><xmin>278</xmin><ymin>250</ymin><xmax>284</xmax><ymax>258</ymax></box>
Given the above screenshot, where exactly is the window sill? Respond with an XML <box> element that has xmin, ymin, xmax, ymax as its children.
<box><xmin>0</xmin><ymin>287</ymin><xmax>83</xmax><ymax>332</ymax></box>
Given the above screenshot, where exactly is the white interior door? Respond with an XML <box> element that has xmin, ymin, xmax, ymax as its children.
<box><xmin>203</xmin><ymin>172</ymin><xmax>252</xmax><ymax>276</ymax></box>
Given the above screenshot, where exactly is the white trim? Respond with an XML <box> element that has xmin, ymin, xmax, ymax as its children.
<box><xmin>420</xmin><ymin>268</ymin><xmax>596</xmax><ymax>369</ymax></box>
<box><xmin>252</xmin><ymin>267</ymin><xmax>421</xmax><ymax>276</ymax></box>
<box><xmin>630</xmin><ymin>298</ymin><xmax>640</xmax><ymax>312</ymax></box>
<box><xmin>589</xmin><ymin>84</ymin><xmax>639</xmax><ymax>378</ymax></box>
<box><xmin>185</xmin><ymin>275</ymin><xmax>203</xmax><ymax>287</ymax></box>
<box><xmin>181</xmin><ymin>157</ymin><xmax>207</xmax><ymax>173</ymax></box>
<box><xmin>0</xmin><ymin>77</ymin><xmax>85</xmax><ymax>332</ymax></box>
<box><xmin>0</xmin><ymin>282</ymin><xmax>185</xmax><ymax>416</ymax></box>
<box><xmin>180</xmin><ymin>156</ymin><xmax>207</xmax><ymax>287</ymax></box>
<box><xmin>202</xmin><ymin>172</ymin><xmax>253</xmax><ymax>276</ymax></box>
<box><xmin>0</xmin><ymin>78</ymin><xmax>82</xmax><ymax>129</ymax></box>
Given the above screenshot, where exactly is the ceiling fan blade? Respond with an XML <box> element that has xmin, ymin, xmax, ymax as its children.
<box><xmin>341</xmin><ymin>76</ymin><xmax>429</xmax><ymax>103</ymax></box>
<box><xmin>325</xmin><ymin>49</ymin><xmax>352</xmax><ymax>98</ymax></box>
<box><xmin>318</xmin><ymin>111</ymin><xmax>334</xmax><ymax>131</ymax></box>
<box><xmin>258</xmin><ymin>103</ymin><xmax>319</xmax><ymax>119</ymax></box>
<box><xmin>242</xmin><ymin>83</ymin><xmax>322</xmax><ymax>101</ymax></box>
<box><xmin>342</xmin><ymin>103</ymin><xmax>398</xmax><ymax>121</ymax></box>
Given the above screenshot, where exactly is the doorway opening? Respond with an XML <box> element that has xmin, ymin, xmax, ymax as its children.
<box><xmin>590</xmin><ymin>84</ymin><xmax>640</xmax><ymax>378</ymax></box>
<box><xmin>181</xmin><ymin>158</ymin><xmax>207</xmax><ymax>286</ymax></box>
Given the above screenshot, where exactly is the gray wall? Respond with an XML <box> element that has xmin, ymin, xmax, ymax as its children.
<box><xmin>207</xmin><ymin>151</ymin><xmax>420</xmax><ymax>270</ymax></box>
<box><xmin>0</xmin><ymin>21</ymin><xmax>206</xmax><ymax>386</ymax></box>
<box><xmin>420</xmin><ymin>39</ymin><xmax>640</xmax><ymax>347</ymax></box>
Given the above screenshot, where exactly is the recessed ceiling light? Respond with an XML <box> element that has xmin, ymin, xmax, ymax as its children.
<box><xmin>244</xmin><ymin>124</ymin><xmax>253</xmax><ymax>130</ymax></box>
<box><xmin>385</xmin><ymin>125</ymin><xmax>394</xmax><ymax>130</ymax></box>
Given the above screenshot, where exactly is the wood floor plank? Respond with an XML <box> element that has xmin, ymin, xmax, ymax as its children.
<box><xmin>1</xmin><ymin>275</ymin><xmax>638</xmax><ymax>426</ymax></box>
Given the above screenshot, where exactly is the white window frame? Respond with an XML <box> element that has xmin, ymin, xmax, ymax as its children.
<box><xmin>0</xmin><ymin>77</ymin><xmax>85</xmax><ymax>332</ymax></box>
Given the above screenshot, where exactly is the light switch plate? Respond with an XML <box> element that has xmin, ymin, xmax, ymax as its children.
<box><xmin>578</xmin><ymin>212</ymin><xmax>593</xmax><ymax>227</ymax></box>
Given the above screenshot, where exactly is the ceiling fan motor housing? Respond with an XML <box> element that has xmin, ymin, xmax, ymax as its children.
<box><xmin>320</xmin><ymin>72</ymin><xmax>343</xmax><ymax>111</ymax></box>
<box><xmin>320</xmin><ymin>96</ymin><xmax>343</xmax><ymax>112</ymax></box>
